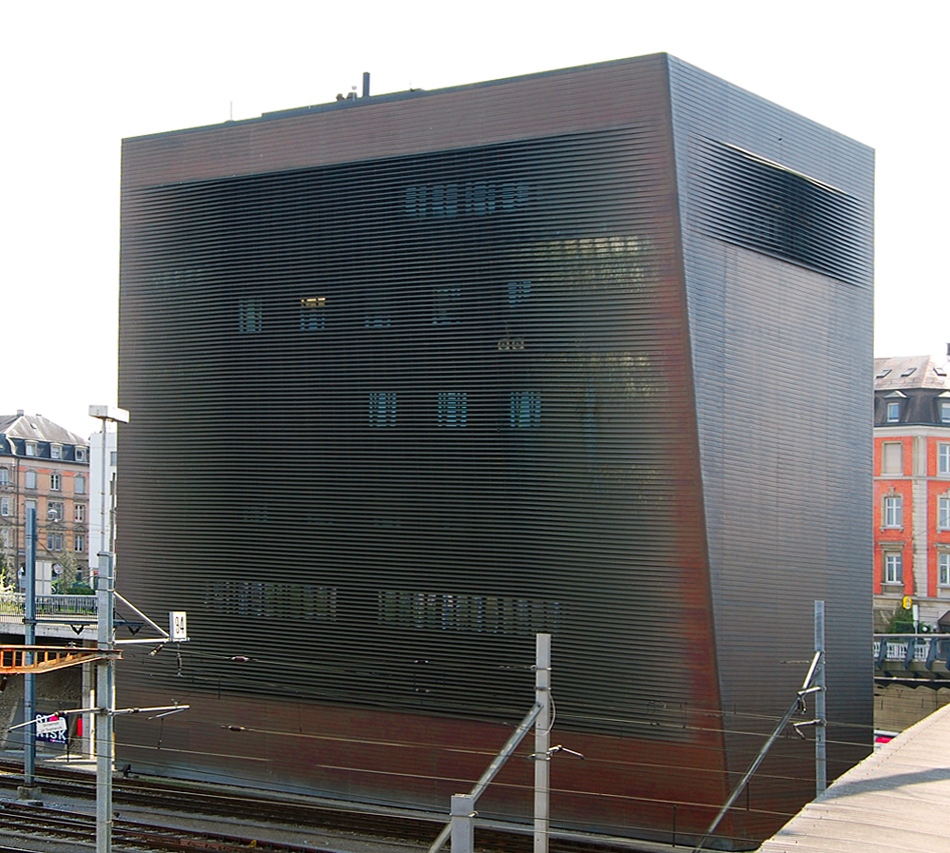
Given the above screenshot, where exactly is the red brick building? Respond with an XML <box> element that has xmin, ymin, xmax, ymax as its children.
<box><xmin>873</xmin><ymin>355</ymin><xmax>950</xmax><ymax>629</ymax></box>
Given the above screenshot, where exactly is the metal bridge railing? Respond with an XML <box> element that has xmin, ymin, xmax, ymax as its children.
<box><xmin>0</xmin><ymin>593</ymin><xmax>98</xmax><ymax>618</ymax></box>
<box><xmin>874</xmin><ymin>634</ymin><xmax>950</xmax><ymax>672</ymax></box>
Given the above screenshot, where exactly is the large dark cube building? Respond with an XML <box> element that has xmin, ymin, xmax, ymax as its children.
<box><xmin>117</xmin><ymin>54</ymin><xmax>873</xmax><ymax>849</ymax></box>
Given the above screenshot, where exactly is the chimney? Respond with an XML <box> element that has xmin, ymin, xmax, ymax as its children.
<box><xmin>362</xmin><ymin>72</ymin><xmax>370</xmax><ymax>99</ymax></box>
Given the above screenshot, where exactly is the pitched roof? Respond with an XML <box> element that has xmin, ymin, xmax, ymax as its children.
<box><xmin>0</xmin><ymin>412</ymin><xmax>86</xmax><ymax>446</ymax></box>
<box><xmin>873</xmin><ymin>355</ymin><xmax>950</xmax><ymax>391</ymax></box>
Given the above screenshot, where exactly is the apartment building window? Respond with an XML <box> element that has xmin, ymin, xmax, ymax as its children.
<box><xmin>238</xmin><ymin>297</ymin><xmax>263</xmax><ymax>333</ymax></box>
<box><xmin>25</xmin><ymin>470</ymin><xmax>37</xmax><ymax>489</ymax></box>
<box><xmin>938</xmin><ymin>496</ymin><xmax>950</xmax><ymax>531</ymax></box>
<box><xmin>368</xmin><ymin>392</ymin><xmax>398</xmax><ymax>427</ymax></box>
<box><xmin>48</xmin><ymin>501</ymin><xmax>64</xmax><ymax>522</ymax></box>
<box><xmin>0</xmin><ymin>467</ymin><xmax>8</xmax><ymax>486</ymax></box>
<box><xmin>75</xmin><ymin>503</ymin><xmax>87</xmax><ymax>523</ymax></box>
<box><xmin>25</xmin><ymin>442</ymin><xmax>37</xmax><ymax>456</ymax></box>
<box><xmin>881</xmin><ymin>442</ymin><xmax>903</xmax><ymax>475</ymax></box>
<box><xmin>940</xmin><ymin>398</ymin><xmax>950</xmax><ymax>424</ymax></box>
<box><xmin>939</xmin><ymin>552</ymin><xmax>950</xmax><ymax>587</ymax></box>
<box><xmin>51</xmin><ymin>444</ymin><xmax>62</xmax><ymax>460</ymax></box>
<box><xmin>75</xmin><ymin>475</ymin><xmax>87</xmax><ymax>495</ymax></box>
<box><xmin>939</xmin><ymin>443</ymin><xmax>950</xmax><ymax>476</ymax></box>
<box><xmin>0</xmin><ymin>497</ymin><xmax>10</xmax><ymax>517</ymax></box>
<box><xmin>884</xmin><ymin>552</ymin><xmax>903</xmax><ymax>585</ymax></box>
<box><xmin>47</xmin><ymin>532</ymin><xmax>64</xmax><ymax>552</ymax></box>
<box><xmin>75</xmin><ymin>533</ymin><xmax>85</xmax><ymax>552</ymax></box>
<box><xmin>50</xmin><ymin>473</ymin><xmax>62</xmax><ymax>491</ymax></box>
<box><xmin>438</xmin><ymin>391</ymin><xmax>468</xmax><ymax>427</ymax></box>
<box><xmin>75</xmin><ymin>446</ymin><xmax>87</xmax><ymax>462</ymax></box>
<box><xmin>883</xmin><ymin>494</ymin><xmax>903</xmax><ymax>528</ymax></box>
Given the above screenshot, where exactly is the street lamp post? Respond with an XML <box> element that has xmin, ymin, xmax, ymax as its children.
<box><xmin>89</xmin><ymin>405</ymin><xmax>129</xmax><ymax>853</ymax></box>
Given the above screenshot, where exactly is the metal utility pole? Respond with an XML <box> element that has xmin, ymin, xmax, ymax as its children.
<box><xmin>89</xmin><ymin>404</ymin><xmax>130</xmax><ymax>853</ymax></box>
<box><xmin>428</xmin><ymin>634</ymin><xmax>553</xmax><ymax>853</ymax></box>
<box><xmin>534</xmin><ymin>633</ymin><xmax>551</xmax><ymax>853</ymax></box>
<box><xmin>17</xmin><ymin>506</ymin><xmax>41</xmax><ymax>802</ymax></box>
<box><xmin>814</xmin><ymin>600</ymin><xmax>827</xmax><ymax>796</ymax></box>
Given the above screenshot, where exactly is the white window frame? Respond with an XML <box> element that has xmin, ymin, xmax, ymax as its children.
<box><xmin>939</xmin><ymin>552</ymin><xmax>950</xmax><ymax>587</ymax></box>
<box><xmin>50</xmin><ymin>472</ymin><xmax>62</xmax><ymax>491</ymax></box>
<box><xmin>883</xmin><ymin>494</ymin><xmax>903</xmax><ymax>528</ymax></box>
<box><xmin>75</xmin><ymin>503</ymin><xmax>87</xmax><ymax>523</ymax></box>
<box><xmin>886</xmin><ymin>401</ymin><xmax>900</xmax><ymax>422</ymax></box>
<box><xmin>74</xmin><ymin>533</ymin><xmax>86</xmax><ymax>553</ymax></box>
<box><xmin>884</xmin><ymin>552</ymin><xmax>903</xmax><ymax>585</ymax></box>
<box><xmin>48</xmin><ymin>501</ymin><xmax>64</xmax><ymax>522</ymax></box>
<box><xmin>0</xmin><ymin>497</ymin><xmax>10</xmax><ymax>517</ymax></box>
<box><xmin>938</xmin><ymin>495</ymin><xmax>950</xmax><ymax>531</ymax></box>
<box><xmin>25</xmin><ymin>442</ymin><xmax>37</xmax><ymax>457</ymax></box>
<box><xmin>75</xmin><ymin>446</ymin><xmax>87</xmax><ymax>462</ymax></box>
<box><xmin>939</xmin><ymin>443</ymin><xmax>950</xmax><ymax>477</ymax></box>
<box><xmin>51</xmin><ymin>444</ymin><xmax>62</xmax><ymax>460</ymax></box>
<box><xmin>0</xmin><ymin>467</ymin><xmax>8</xmax><ymax>486</ymax></box>
<box><xmin>881</xmin><ymin>441</ymin><xmax>903</xmax><ymax>475</ymax></box>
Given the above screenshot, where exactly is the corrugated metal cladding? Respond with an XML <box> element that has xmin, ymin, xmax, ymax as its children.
<box><xmin>668</xmin><ymin>57</ymin><xmax>874</xmax><ymax>843</ymax></box>
<box><xmin>116</xmin><ymin>54</ymin><xmax>872</xmax><ymax>850</ymax></box>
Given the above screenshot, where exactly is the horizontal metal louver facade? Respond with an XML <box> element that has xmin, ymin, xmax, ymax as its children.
<box><xmin>116</xmin><ymin>54</ymin><xmax>873</xmax><ymax>849</ymax></box>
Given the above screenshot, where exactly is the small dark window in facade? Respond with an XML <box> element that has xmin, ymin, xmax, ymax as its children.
<box><xmin>438</xmin><ymin>391</ymin><xmax>468</xmax><ymax>427</ymax></box>
<box><xmin>300</xmin><ymin>296</ymin><xmax>326</xmax><ymax>331</ymax></box>
<box><xmin>239</xmin><ymin>297</ymin><xmax>263</xmax><ymax>333</ymax></box>
<box><xmin>510</xmin><ymin>390</ymin><xmax>541</xmax><ymax>428</ymax></box>
<box><xmin>369</xmin><ymin>392</ymin><xmax>398</xmax><ymax>427</ymax></box>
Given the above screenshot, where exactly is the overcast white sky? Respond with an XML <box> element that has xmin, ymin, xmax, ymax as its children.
<box><xmin>2</xmin><ymin>1</ymin><xmax>947</xmax><ymax>436</ymax></box>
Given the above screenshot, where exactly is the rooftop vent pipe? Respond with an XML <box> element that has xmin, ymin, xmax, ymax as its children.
<box><xmin>362</xmin><ymin>72</ymin><xmax>370</xmax><ymax>98</ymax></box>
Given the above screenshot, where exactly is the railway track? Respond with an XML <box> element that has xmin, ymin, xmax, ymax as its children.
<box><xmin>0</xmin><ymin>760</ymin><xmax>631</xmax><ymax>853</ymax></box>
<box><xmin>0</xmin><ymin>799</ymin><xmax>334</xmax><ymax>852</ymax></box>
<box><xmin>0</xmin><ymin>760</ymin><xmax>549</xmax><ymax>853</ymax></box>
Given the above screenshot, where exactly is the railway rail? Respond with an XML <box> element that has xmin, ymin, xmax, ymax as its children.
<box><xmin>0</xmin><ymin>759</ymin><xmax>444</xmax><ymax>848</ymax></box>
<box><xmin>1</xmin><ymin>760</ymin><xmax>629</xmax><ymax>853</ymax></box>
<box><xmin>0</xmin><ymin>799</ymin><xmax>331</xmax><ymax>852</ymax></box>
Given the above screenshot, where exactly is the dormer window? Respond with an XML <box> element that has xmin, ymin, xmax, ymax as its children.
<box><xmin>75</xmin><ymin>446</ymin><xmax>87</xmax><ymax>463</ymax></box>
<box><xmin>51</xmin><ymin>444</ymin><xmax>62</xmax><ymax>460</ymax></box>
<box><xmin>883</xmin><ymin>390</ymin><xmax>906</xmax><ymax>424</ymax></box>
<box><xmin>25</xmin><ymin>442</ymin><xmax>37</xmax><ymax>456</ymax></box>
<box><xmin>939</xmin><ymin>392</ymin><xmax>950</xmax><ymax>424</ymax></box>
